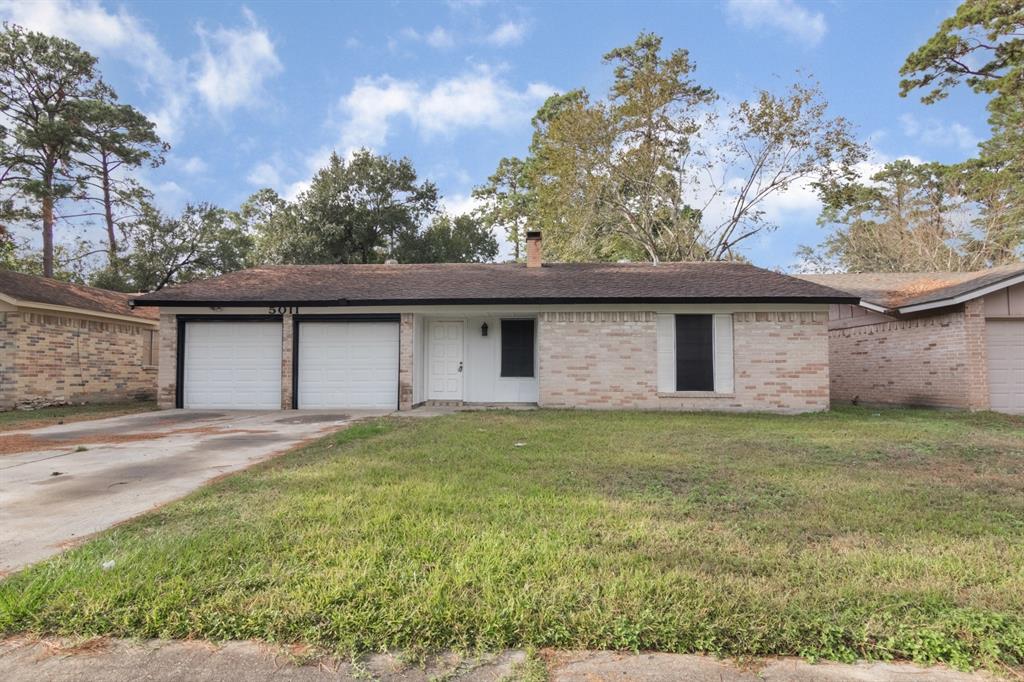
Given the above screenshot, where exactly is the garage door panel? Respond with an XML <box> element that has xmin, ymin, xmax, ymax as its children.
<box><xmin>987</xmin><ymin>320</ymin><xmax>1023</xmax><ymax>415</ymax></box>
<box><xmin>297</xmin><ymin>321</ymin><xmax>398</xmax><ymax>409</ymax></box>
<box><xmin>184</xmin><ymin>322</ymin><xmax>282</xmax><ymax>409</ymax></box>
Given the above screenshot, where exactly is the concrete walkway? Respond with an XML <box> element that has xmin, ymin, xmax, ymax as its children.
<box><xmin>0</xmin><ymin>409</ymin><xmax>387</xmax><ymax>574</ymax></box>
<box><xmin>0</xmin><ymin>639</ymin><xmax>999</xmax><ymax>681</ymax></box>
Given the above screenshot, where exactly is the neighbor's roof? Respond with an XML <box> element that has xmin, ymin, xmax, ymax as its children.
<box><xmin>0</xmin><ymin>268</ymin><xmax>158</xmax><ymax>322</ymax></box>
<box><xmin>131</xmin><ymin>262</ymin><xmax>857</xmax><ymax>307</ymax></box>
<box><xmin>799</xmin><ymin>261</ymin><xmax>1024</xmax><ymax>313</ymax></box>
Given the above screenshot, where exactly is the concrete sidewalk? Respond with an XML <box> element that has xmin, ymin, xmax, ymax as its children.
<box><xmin>0</xmin><ymin>638</ymin><xmax>999</xmax><ymax>681</ymax></box>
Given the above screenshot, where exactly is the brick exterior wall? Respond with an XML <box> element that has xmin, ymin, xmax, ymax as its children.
<box><xmin>0</xmin><ymin>312</ymin><xmax>17</xmax><ymax>409</ymax></box>
<box><xmin>281</xmin><ymin>313</ymin><xmax>294</xmax><ymax>409</ymax></box>
<box><xmin>1</xmin><ymin>309</ymin><xmax>156</xmax><ymax>410</ymax></box>
<box><xmin>399</xmin><ymin>313</ymin><xmax>414</xmax><ymax>410</ymax></box>
<box><xmin>962</xmin><ymin>299</ymin><xmax>989</xmax><ymax>410</ymax></box>
<box><xmin>157</xmin><ymin>313</ymin><xmax>177</xmax><ymax>409</ymax></box>
<box><xmin>537</xmin><ymin>310</ymin><xmax>830</xmax><ymax>413</ymax></box>
<box><xmin>152</xmin><ymin>308</ymin><xmax>831</xmax><ymax>414</ymax></box>
<box><xmin>826</xmin><ymin>303</ymin><xmax>990</xmax><ymax>410</ymax></box>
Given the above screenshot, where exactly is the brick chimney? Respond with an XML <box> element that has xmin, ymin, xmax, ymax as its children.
<box><xmin>525</xmin><ymin>230</ymin><xmax>542</xmax><ymax>268</ymax></box>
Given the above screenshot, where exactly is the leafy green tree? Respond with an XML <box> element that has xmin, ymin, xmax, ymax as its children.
<box><xmin>472</xmin><ymin>157</ymin><xmax>532</xmax><ymax>261</ymax></box>
<box><xmin>281</xmin><ymin>150</ymin><xmax>438</xmax><ymax>264</ymax></box>
<box><xmin>243</xmin><ymin>151</ymin><xmax>492</xmax><ymax>265</ymax></box>
<box><xmin>527</xmin><ymin>34</ymin><xmax>715</xmax><ymax>263</ymax></box>
<box><xmin>798</xmin><ymin>159</ymin><xmax>1022</xmax><ymax>272</ymax></box>
<box><xmin>93</xmin><ymin>203</ymin><xmax>252</xmax><ymax>292</ymax></box>
<box><xmin>395</xmin><ymin>213</ymin><xmax>498</xmax><ymax>263</ymax></box>
<box><xmin>490</xmin><ymin>33</ymin><xmax>866</xmax><ymax>264</ymax></box>
<box><xmin>232</xmin><ymin>188</ymin><xmax>298</xmax><ymax>265</ymax></box>
<box><xmin>0</xmin><ymin>23</ymin><xmax>113</xmax><ymax>278</ymax></box>
<box><xmin>7</xmin><ymin>237</ymin><xmax>97</xmax><ymax>283</ymax></box>
<box><xmin>75</xmin><ymin>99</ymin><xmax>168</xmax><ymax>267</ymax></box>
<box><xmin>900</xmin><ymin>0</ymin><xmax>1024</xmax><ymax>237</ymax></box>
<box><xmin>0</xmin><ymin>225</ymin><xmax>14</xmax><ymax>269</ymax></box>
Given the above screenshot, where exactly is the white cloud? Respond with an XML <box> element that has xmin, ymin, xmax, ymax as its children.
<box><xmin>426</xmin><ymin>26</ymin><xmax>455</xmax><ymax>48</ymax></box>
<box><xmin>398</xmin><ymin>26</ymin><xmax>456</xmax><ymax>49</ymax></box>
<box><xmin>283</xmin><ymin>180</ymin><xmax>310</xmax><ymax>201</ymax></box>
<box><xmin>899</xmin><ymin>113</ymin><xmax>979</xmax><ymax>151</ymax></box>
<box><xmin>0</xmin><ymin>0</ymin><xmax>190</xmax><ymax>141</ymax></box>
<box><xmin>338</xmin><ymin>67</ymin><xmax>555</xmax><ymax>153</ymax></box>
<box><xmin>194</xmin><ymin>8</ymin><xmax>282</xmax><ymax>114</ymax></box>
<box><xmin>725</xmin><ymin>0</ymin><xmax>827</xmax><ymax>46</ymax></box>
<box><xmin>340</xmin><ymin>77</ymin><xmax>420</xmax><ymax>152</ymax></box>
<box><xmin>440</xmin><ymin>192</ymin><xmax>482</xmax><ymax>216</ymax></box>
<box><xmin>246</xmin><ymin>162</ymin><xmax>282</xmax><ymax>188</ymax></box>
<box><xmin>0</xmin><ymin>2</ymin><xmax>284</xmax><ymax>140</ymax></box>
<box><xmin>760</xmin><ymin>175</ymin><xmax>821</xmax><ymax>216</ymax></box>
<box><xmin>485</xmin><ymin>21</ymin><xmax>527</xmax><ymax>46</ymax></box>
<box><xmin>179</xmin><ymin>156</ymin><xmax>208</xmax><ymax>174</ymax></box>
<box><xmin>151</xmin><ymin>180</ymin><xmax>189</xmax><ymax>212</ymax></box>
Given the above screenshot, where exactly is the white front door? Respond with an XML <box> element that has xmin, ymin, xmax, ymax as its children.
<box><xmin>428</xmin><ymin>320</ymin><xmax>464</xmax><ymax>400</ymax></box>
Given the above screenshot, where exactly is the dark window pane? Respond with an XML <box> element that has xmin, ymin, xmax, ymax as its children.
<box><xmin>501</xmin><ymin>319</ymin><xmax>535</xmax><ymax>377</ymax></box>
<box><xmin>675</xmin><ymin>315</ymin><xmax>714</xmax><ymax>391</ymax></box>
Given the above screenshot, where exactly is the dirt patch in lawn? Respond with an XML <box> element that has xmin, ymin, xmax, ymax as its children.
<box><xmin>0</xmin><ymin>404</ymin><xmax>159</xmax><ymax>434</ymax></box>
<box><xmin>0</xmin><ymin>427</ymin><xmax>274</xmax><ymax>456</ymax></box>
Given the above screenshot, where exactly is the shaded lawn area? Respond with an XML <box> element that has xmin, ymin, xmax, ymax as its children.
<box><xmin>0</xmin><ymin>401</ymin><xmax>156</xmax><ymax>433</ymax></box>
<box><xmin>1</xmin><ymin>408</ymin><xmax>1022</xmax><ymax>670</ymax></box>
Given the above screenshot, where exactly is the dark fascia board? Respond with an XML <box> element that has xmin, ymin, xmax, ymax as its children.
<box><xmin>133</xmin><ymin>295</ymin><xmax>860</xmax><ymax>307</ymax></box>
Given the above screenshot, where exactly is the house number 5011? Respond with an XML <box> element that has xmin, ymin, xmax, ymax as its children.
<box><xmin>269</xmin><ymin>306</ymin><xmax>299</xmax><ymax>315</ymax></box>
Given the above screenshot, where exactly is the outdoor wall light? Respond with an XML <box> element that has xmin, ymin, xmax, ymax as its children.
<box><xmin>481</xmin><ymin>322</ymin><xmax>489</xmax><ymax>337</ymax></box>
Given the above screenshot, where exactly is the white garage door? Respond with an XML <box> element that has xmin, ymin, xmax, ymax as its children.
<box><xmin>987</xmin><ymin>320</ymin><xmax>1024</xmax><ymax>415</ymax></box>
<box><xmin>297</xmin><ymin>321</ymin><xmax>399</xmax><ymax>409</ymax></box>
<box><xmin>184</xmin><ymin>322</ymin><xmax>282</xmax><ymax>409</ymax></box>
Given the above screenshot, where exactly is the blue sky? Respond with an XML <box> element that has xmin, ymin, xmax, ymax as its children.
<box><xmin>0</xmin><ymin>0</ymin><xmax>987</xmax><ymax>270</ymax></box>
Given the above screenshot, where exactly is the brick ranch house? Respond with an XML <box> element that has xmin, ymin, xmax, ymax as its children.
<box><xmin>800</xmin><ymin>262</ymin><xmax>1024</xmax><ymax>415</ymax></box>
<box><xmin>130</xmin><ymin>233</ymin><xmax>856</xmax><ymax>415</ymax></box>
<box><xmin>0</xmin><ymin>269</ymin><xmax>159</xmax><ymax>410</ymax></box>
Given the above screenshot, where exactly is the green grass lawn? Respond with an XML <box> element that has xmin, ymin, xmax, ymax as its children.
<box><xmin>1</xmin><ymin>408</ymin><xmax>1022</xmax><ymax>670</ymax></box>
<box><xmin>0</xmin><ymin>401</ymin><xmax>156</xmax><ymax>432</ymax></box>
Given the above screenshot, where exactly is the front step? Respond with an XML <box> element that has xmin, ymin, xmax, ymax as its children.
<box><xmin>423</xmin><ymin>400</ymin><xmax>465</xmax><ymax>407</ymax></box>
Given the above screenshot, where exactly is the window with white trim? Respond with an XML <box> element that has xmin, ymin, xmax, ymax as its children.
<box><xmin>674</xmin><ymin>315</ymin><xmax>714</xmax><ymax>391</ymax></box>
<box><xmin>656</xmin><ymin>313</ymin><xmax>734</xmax><ymax>393</ymax></box>
<box><xmin>500</xmin><ymin>319</ymin><xmax>535</xmax><ymax>378</ymax></box>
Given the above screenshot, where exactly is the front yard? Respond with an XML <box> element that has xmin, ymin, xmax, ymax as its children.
<box><xmin>0</xmin><ymin>401</ymin><xmax>157</xmax><ymax>433</ymax></box>
<box><xmin>1</xmin><ymin>408</ymin><xmax>1021</xmax><ymax>670</ymax></box>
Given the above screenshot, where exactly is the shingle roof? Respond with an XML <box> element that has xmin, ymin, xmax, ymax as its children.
<box><xmin>0</xmin><ymin>269</ymin><xmax>158</xmax><ymax>321</ymax></box>
<box><xmin>131</xmin><ymin>262</ymin><xmax>856</xmax><ymax>306</ymax></box>
<box><xmin>798</xmin><ymin>261</ymin><xmax>1024</xmax><ymax>311</ymax></box>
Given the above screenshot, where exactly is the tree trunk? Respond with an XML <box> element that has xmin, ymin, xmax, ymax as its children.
<box><xmin>42</xmin><ymin>196</ymin><xmax>54</xmax><ymax>277</ymax></box>
<box><xmin>101</xmin><ymin>151</ymin><xmax>118</xmax><ymax>265</ymax></box>
<box><xmin>41</xmin><ymin>164</ymin><xmax>55</xmax><ymax>278</ymax></box>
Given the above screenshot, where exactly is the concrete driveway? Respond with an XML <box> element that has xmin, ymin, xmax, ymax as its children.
<box><xmin>0</xmin><ymin>410</ymin><xmax>387</xmax><ymax>574</ymax></box>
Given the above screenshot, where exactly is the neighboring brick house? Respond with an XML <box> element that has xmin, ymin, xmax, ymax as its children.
<box><xmin>0</xmin><ymin>269</ymin><xmax>159</xmax><ymax>410</ymax></box>
<box><xmin>131</xmin><ymin>232</ymin><xmax>853</xmax><ymax>414</ymax></box>
<box><xmin>800</xmin><ymin>263</ymin><xmax>1024</xmax><ymax>414</ymax></box>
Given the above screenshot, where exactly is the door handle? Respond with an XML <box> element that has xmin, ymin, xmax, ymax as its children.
<box><xmin>458</xmin><ymin>361</ymin><xmax>463</xmax><ymax>372</ymax></box>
